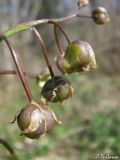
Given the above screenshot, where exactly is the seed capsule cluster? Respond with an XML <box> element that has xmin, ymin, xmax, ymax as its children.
<box><xmin>8</xmin><ymin>3</ymin><xmax>110</xmax><ymax>140</ymax></box>
<box><xmin>15</xmin><ymin>38</ymin><xmax>101</xmax><ymax>139</ymax></box>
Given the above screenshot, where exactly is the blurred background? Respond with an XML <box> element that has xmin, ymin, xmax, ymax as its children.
<box><xmin>0</xmin><ymin>0</ymin><xmax>120</xmax><ymax>160</ymax></box>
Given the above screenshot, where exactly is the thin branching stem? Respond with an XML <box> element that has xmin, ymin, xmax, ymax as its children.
<box><xmin>31</xmin><ymin>27</ymin><xmax>55</xmax><ymax>78</ymax></box>
<box><xmin>3</xmin><ymin>36</ymin><xmax>33</xmax><ymax>102</ymax></box>
<box><xmin>51</xmin><ymin>21</ymin><xmax>71</xmax><ymax>56</ymax></box>
<box><xmin>0</xmin><ymin>12</ymin><xmax>92</xmax><ymax>42</ymax></box>
<box><xmin>0</xmin><ymin>69</ymin><xmax>49</xmax><ymax>79</ymax></box>
<box><xmin>49</xmin><ymin>21</ymin><xmax>71</xmax><ymax>44</ymax></box>
<box><xmin>54</xmin><ymin>25</ymin><xmax>64</xmax><ymax>56</ymax></box>
<box><xmin>0</xmin><ymin>138</ymin><xmax>20</xmax><ymax>160</ymax></box>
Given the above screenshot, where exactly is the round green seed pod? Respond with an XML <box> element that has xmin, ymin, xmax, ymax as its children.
<box><xmin>63</xmin><ymin>40</ymin><xmax>96</xmax><ymax>73</ymax></box>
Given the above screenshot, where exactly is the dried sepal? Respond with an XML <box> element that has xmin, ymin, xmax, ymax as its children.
<box><xmin>39</xmin><ymin>103</ymin><xmax>62</xmax><ymax>132</ymax></box>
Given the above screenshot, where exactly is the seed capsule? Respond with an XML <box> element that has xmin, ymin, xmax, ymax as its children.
<box><xmin>41</xmin><ymin>76</ymin><xmax>73</xmax><ymax>102</ymax></box>
<box><xmin>16</xmin><ymin>102</ymin><xmax>60</xmax><ymax>139</ymax></box>
<box><xmin>92</xmin><ymin>7</ymin><xmax>110</xmax><ymax>25</ymax></box>
<box><xmin>57</xmin><ymin>40</ymin><xmax>96</xmax><ymax>74</ymax></box>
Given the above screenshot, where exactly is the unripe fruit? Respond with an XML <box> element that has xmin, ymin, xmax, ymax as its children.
<box><xmin>16</xmin><ymin>102</ymin><xmax>60</xmax><ymax>139</ymax></box>
<box><xmin>92</xmin><ymin>7</ymin><xmax>110</xmax><ymax>25</ymax></box>
<box><xmin>41</xmin><ymin>76</ymin><xmax>73</xmax><ymax>102</ymax></box>
<box><xmin>57</xmin><ymin>40</ymin><xmax>96</xmax><ymax>74</ymax></box>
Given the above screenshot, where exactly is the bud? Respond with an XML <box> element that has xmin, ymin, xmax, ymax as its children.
<box><xmin>16</xmin><ymin>102</ymin><xmax>60</xmax><ymax>139</ymax></box>
<box><xmin>77</xmin><ymin>0</ymin><xmax>89</xmax><ymax>8</ymax></box>
<box><xmin>57</xmin><ymin>40</ymin><xmax>96</xmax><ymax>74</ymax></box>
<box><xmin>92</xmin><ymin>7</ymin><xmax>110</xmax><ymax>25</ymax></box>
<box><xmin>41</xmin><ymin>76</ymin><xmax>73</xmax><ymax>102</ymax></box>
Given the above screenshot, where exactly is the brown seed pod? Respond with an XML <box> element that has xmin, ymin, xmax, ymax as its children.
<box><xmin>41</xmin><ymin>76</ymin><xmax>74</xmax><ymax>102</ymax></box>
<box><xmin>92</xmin><ymin>7</ymin><xmax>110</xmax><ymax>25</ymax></box>
<box><xmin>16</xmin><ymin>102</ymin><xmax>60</xmax><ymax>139</ymax></box>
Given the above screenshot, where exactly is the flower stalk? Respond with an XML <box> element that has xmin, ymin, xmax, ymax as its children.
<box><xmin>52</xmin><ymin>22</ymin><xmax>71</xmax><ymax>56</ymax></box>
<box><xmin>3</xmin><ymin>36</ymin><xmax>33</xmax><ymax>102</ymax></box>
<box><xmin>0</xmin><ymin>138</ymin><xmax>20</xmax><ymax>160</ymax></box>
<box><xmin>0</xmin><ymin>69</ymin><xmax>49</xmax><ymax>79</ymax></box>
<box><xmin>31</xmin><ymin>27</ymin><xmax>55</xmax><ymax>78</ymax></box>
<box><xmin>0</xmin><ymin>12</ymin><xmax>92</xmax><ymax>42</ymax></box>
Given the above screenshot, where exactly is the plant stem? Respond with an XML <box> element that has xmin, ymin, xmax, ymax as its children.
<box><xmin>76</xmin><ymin>12</ymin><xmax>92</xmax><ymax>18</ymax></box>
<box><xmin>49</xmin><ymin>21</ymin><xmax>71</xmax><ymax>56</ymax></box>
<box><xmin>3</xmin><ymin>36</ymin><xmax>33</xmax><ymax>102</ymax></box>
<box><xmin>54</xmin><ymin>26</ymin><xmax>64</xmax><ymax>56</ymax></box>
<box><xmin>0</xmin><ymin>69</ymin><xmax>49</xmax><ymax>79</ymax></box>
<box><xmin>0</xmin><ymin>69</ymin><xmax>36</xmax><ymax>78</ymax></box>
<box><xmin>0</xmin><ymin>12</ymin><xmax>92</xmax><ymax>42</ymax></box>
<box><xmin>49</xmin><ymin>21</ymin><xmax>71</xmax><ymax>44</ymax></box>
<box><xmin>31</xmin><ymin>27</ymin><xmax>55</xmax><ymax>78</ymax></box>
<box><xmin>0</xmin><ymin>138</ymin><xmax>20</xmax><ymax>160</ymax></box>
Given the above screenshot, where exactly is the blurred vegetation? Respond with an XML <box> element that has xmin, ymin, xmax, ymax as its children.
<box><xmin>0</xmin><ymin>0</ymin><xmax>120</xmax><ymax>160</ymax></box>
<box><xmin>0</xmin><ymin>74</ymin><xmax>120</xmax><ymax>160</ymax></box>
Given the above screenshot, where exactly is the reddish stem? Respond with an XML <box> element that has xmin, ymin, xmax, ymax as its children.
<box><xmin>31</xmin><ymin>27</ymin><xmax>55</xmax><ymax>78</ymax></box>
<box><xmin>0</xmin><ymin>69</ymin><xmax>49</xmax><ymax>79</ymax></box>
<box><xmin>0</xmin><ymin>138</ymin><xmax>20</xmax><ymax>160</ymax></box>
<box><xmin>49</xmin><ymin>21</ymin><xmax>71</xmax><ymax>44</ymax></box>
<box><xmin>3</xmin><ymin>36</ymin><xmax>33</xmax><ymax>102</ymax></box>
<box><xmin>51</xmin><ymin>22</ymin><xmax>71</xmax><ymax>56</ymax></box>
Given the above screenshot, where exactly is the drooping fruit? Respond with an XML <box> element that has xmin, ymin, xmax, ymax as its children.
<box><xmin>41</xmin><ymin>76</ymin><xmax>73</xmax><ymax>102</ymax></box>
